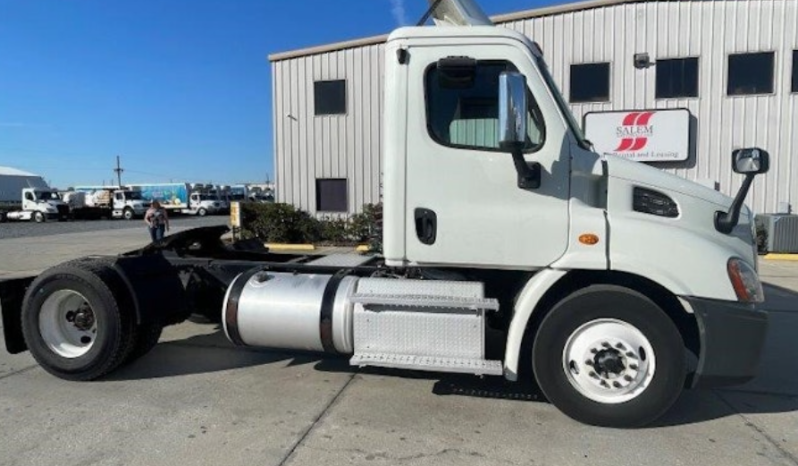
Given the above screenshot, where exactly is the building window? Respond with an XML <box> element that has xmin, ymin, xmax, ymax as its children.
<box><xmin>425</xmin><ymin>60</ymin><xmax>545</xmax><ymax>152</ymax></box>
<box><xmin>727</xmin><ymin>52</ymin><xmax>774</xmax><ymax>96</ymax></box>
<box><xmin>316</xmin><ymin>178</ymin><xmax>348</xmax><ymax>212</ymax></box>
<box><xmin>792</xmin><ymin>50</ymin><xmax>798</xmax><ymax>93</ymax></box>
<box><xmin>314</xmin><ymin>80</ymin><xmax>346</xmax><ymax>115</ymax></box>
<box><xmin>656</xmin><ymin>57</ymin><xmax>699</xmax><ymax>99</ymax></box>
<box><xmin>570</xmin><ymin>63</ymin><xmax>611</xmax><ymax>103</ymax></box>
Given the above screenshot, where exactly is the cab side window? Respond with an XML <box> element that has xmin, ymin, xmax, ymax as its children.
<box><xmin>25</xmin><ymin>192</ymin><xmax>34</xmax><ymax>201</ymax></box>
<box><xmin>425</xmin><ymin>60</ymin><xmax>545</xmax><ymax>152</ymax></box>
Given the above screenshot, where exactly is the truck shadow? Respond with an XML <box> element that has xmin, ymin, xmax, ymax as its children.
<box><xmin>107</xmin><ymin>282</ymin><xmax>798</xmax><ymax>428</ymax></box>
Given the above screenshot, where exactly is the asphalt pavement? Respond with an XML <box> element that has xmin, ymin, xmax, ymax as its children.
<box><xmin>0</xmin><ymin>229</ymin><xmax>796</xmax><ymax>466</ymax></box>
<box><xmin>0</xmin><ymin>214</ymin><xmax>226</xmax><ymax>240</ymax></box>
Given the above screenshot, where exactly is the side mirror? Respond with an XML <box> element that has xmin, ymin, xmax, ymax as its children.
<box><xmin>715</xmin><ymin>147</ymin><xmax>770</xmax><ymax>234</ymax></box>
<box><xmin>498</xmin><ymin>71</ymin><xmax>528</xmax><ymax>151</ymax></box>
<box><xmin>498</xmin><ymin>71</ymin><xmax>541</xmax><ymax>190</ymax></box>
<box><xmin>733</xmin><ymin>148</ymin><xmax>770</xmax><ymax>175</ymax></box>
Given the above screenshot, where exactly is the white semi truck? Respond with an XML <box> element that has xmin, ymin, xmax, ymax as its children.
<box><xmin>0</xmin><ymin>187</ymin><xmax>70</xmax><ymax>223</ymax></box>
<box><xmin>0</xmin><ymin>0</ymin><xmax>771</xmax><ymax>428</ymax></box>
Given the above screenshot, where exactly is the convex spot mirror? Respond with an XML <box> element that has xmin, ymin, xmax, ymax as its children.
<box><xmin>498</xmin><ymin>71</ymin><xmax>528</xmax><ymax>151</ymax></box>
<box><xmin>733</xmin><ymin>148</ymin><xmax>770</xmax><ymax>175</ymax></box>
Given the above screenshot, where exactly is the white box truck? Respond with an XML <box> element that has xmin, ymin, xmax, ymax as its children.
<box><xmin>0</xmin><ymin>0</ymin><xmax>771</xmax><ymax>428</ymax></box>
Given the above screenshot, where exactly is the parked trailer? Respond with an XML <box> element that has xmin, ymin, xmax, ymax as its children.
<box><xmin>127</xmin><ymin>183</ymin><xmax>190</xmax><ymax>211</ymax></box>
<box><xmin>0</xmin><ymin>0</ymin><xmax>770</xmax><ymax>428</ymax></box>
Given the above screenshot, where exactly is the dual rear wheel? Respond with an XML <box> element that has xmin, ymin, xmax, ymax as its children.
<box><xmin>21</xmin><ymin>261</ymin><xmax>163</xmax><ymax>381</ymax></box>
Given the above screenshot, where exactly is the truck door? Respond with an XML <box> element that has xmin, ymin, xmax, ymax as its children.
<box><xmin>114</xmin><ymin>192</ymin><xmax>124</xmax><ymax>210</ymax></box>
<box><xmin>23</xmin><ymin>191</ymin><xmax>35</xmax><ymax>211</ymax></box>
<box><xmin>404</xmin><ymin>45</ymin><xmax>571</xmax><ymax>269</ymax></box>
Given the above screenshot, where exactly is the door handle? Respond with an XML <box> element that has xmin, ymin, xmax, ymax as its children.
<box><xmin>414</xmin><ymin>208</ymin><xmax>437</xmax><ymax>245</ymax></box>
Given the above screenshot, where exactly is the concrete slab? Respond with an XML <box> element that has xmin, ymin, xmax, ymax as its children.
<box><xmin>0</xmin><ymin>340</ymin><xmax>353</xmax><ymax>466</ymax></box>
<box><xmin>284</xmin><ymin>373</ymin><xmax>796</xmax><ymax>466</ymax></box>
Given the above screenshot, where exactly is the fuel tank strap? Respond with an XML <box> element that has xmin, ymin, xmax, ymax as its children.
<box><xmin>319</xmin><ymin>271</ymin><xmax>349</xmax><ymax>354</ymax></box>
<box><xmin>225</xmin><ymin>267</ymin><xmax>263</xmax><ymax>347</ymax></box>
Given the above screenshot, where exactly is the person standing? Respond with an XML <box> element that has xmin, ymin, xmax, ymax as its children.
<box><xmin>144</xmin><ymin>200</ymin><xmax>170</xmax><ymax>242</ymax></box>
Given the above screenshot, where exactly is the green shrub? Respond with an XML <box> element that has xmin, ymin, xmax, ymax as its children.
<box><xmin>239</xmin><ymin>202</ymin><xmax>383</xmax><ymax>250</ymax></box>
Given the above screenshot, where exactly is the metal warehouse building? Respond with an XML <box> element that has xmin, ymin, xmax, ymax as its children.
<box><xmin>270</xmin><ymin>0</ymin><xmax>798</xmax><ymax>215</ymax></box>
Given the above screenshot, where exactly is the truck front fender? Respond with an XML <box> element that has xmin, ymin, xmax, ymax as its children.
<box><xmin>503</xmin><ymin>269</ymin><xmax>567</xmax><ymax>381</ymax></box>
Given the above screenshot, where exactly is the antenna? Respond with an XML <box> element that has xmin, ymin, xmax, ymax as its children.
<box><xmin>114</xmin><ymin>155</ymin><xmax>124</xmax><ymax>187</ymax></box>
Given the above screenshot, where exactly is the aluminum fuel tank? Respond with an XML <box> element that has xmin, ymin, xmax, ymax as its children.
<box><xmin>222</xmin><ymin>269</ymin><xmax>359</xmax><ymax>354</ymax></box>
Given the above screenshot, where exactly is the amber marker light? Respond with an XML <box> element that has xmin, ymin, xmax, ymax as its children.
<box><xmin>579</xmin><ymin>234</ymin><xmax>600</xmax><ymax>245</ymax></box>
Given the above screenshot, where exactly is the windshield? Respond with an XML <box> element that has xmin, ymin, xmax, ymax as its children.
<box><xmin>125</xmin><ymin>191</ymin><xmax>143</xmax><ymax>201</ymax></box>
<box><xmin>35</xmin><ymin>191</ymin><xmax>60</xmax><ymax>201</ymax></box>
<box><xmin>534</xmin><ymin>55</ymin><xmax>591</xmax><ymax>150</ymax></box>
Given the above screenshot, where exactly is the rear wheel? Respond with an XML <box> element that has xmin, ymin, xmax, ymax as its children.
<box><xmin>123</xmin><ymin>323</ymin><xmax>163</xmax><ymax>365</ymax></box>
<box><xmin>531</xmin><ymin>285</ymin><xmax>685</xmax><ymax>428</ymax></box>
<box><xmin>21</xmin><ymin>261</ymin><xmax>137</xmax><ymax>381</ymax></box>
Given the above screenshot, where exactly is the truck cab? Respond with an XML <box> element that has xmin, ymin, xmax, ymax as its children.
<box><xmin>185</xmin><ymin>192</ymin><xmax>223</xmax><ymax>216</ymax></box>
<box><xmin>112</xmin><ymin>189</ymin><xmax>150</xmax><ymax>220</ymax></box>
<box><xmin>5</xmin><ymin>188</ymin><xmax>69</xmax><ymax>222</ymax></box>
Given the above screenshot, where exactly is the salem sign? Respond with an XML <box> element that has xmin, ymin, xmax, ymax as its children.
<box><xmin>583</xmin><ymin>108</ymin><xmax>691</xmax><ymax>162</ymax></box>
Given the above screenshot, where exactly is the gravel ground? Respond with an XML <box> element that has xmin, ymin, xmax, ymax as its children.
<box><xmin>0</xmin><ymin>214</ymin><xmax>228</xmax><ymax>240</ymax></box>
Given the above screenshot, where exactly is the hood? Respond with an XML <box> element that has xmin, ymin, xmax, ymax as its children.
<box><xmin>605</xmin><ymin>155</ymin><xmax>734</xmax><ymax>209</ymax></box>
<box><xmin>604</xmin><ymin>155</ymin><xmax>757</xmax><ymax>267</ymax></box>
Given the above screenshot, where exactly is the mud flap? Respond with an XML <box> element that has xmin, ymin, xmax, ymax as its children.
<box><xmin>0</xmin><ymin>277</ymin><xmax>34</xmax><ymax>354</ymax></box>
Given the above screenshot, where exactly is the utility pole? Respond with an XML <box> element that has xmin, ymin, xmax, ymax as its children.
<box><xmin>114</xmin><ymin>155</ymin><xmax>124</xmax><ymax>187</ymax></box>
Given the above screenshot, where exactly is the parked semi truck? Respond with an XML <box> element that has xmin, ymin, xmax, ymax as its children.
<box><xmin>0</xmin><ymin>0</ymin><xmax>771</xmax><ymax>428</ymax></box>
<box><xmin>72</xmin><ymin>186</ymin><xmax>151</xmax><ymax>220</ymax></box>
<box><xmin>0</xmin><ymin>187</ymin><xmax>70</xmax><ymax>223</ymax></box>
<box><xmin>0</xmin><ymin>167</ymin><xmax>69</xmax><ymax>223</ymax></box>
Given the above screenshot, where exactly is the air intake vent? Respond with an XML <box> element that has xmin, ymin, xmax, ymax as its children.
<box><xmin>633</xmin><ymin>187</ymin><xmax>679</xmax><ymax>218</ymax></box>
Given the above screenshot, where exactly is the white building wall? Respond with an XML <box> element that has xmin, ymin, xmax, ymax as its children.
<box><xmin>272</xmin><ymin>0</ymin><xmax>798</xmax><ymax>215</ymax></box>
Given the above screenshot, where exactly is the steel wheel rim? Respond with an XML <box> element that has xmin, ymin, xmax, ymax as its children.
<box><xmin>38</xmin><ymin>290</ymin><xmax>98</xmax><ymax>358</ymax></box>
<box><xmin>562</xmin><ymin>318</ymin><xmax>656</xmax><ymax>404</ymax></box>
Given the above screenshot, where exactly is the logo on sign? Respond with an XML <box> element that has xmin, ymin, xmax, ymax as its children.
<box><xmin>614</xmin><ymin>112</ymin><xmax>655</xmax><ymax>152</ymax></box>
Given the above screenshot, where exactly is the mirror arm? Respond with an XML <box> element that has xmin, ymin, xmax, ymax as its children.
<box><xmin>714</xmin><ymin>173</ymin><xmax>755</xmax><ymax>234</ymax></box>
<box><xmin>511</xmin><ymin>148</ymin><xmax>541</xmax><ymax>190</ymax></box>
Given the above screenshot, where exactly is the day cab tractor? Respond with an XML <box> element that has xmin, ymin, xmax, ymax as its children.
<box><xmin>0</xmin><ymin>0</ymin><xmax>770</xmax><ymax>428</ymax></box>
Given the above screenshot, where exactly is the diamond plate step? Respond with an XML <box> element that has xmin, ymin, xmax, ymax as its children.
<box><xmin>350</xmin><ymin>293</ymin><xmax>499</xmax><ymax>311</ymax></box>
<box><xmin>350</xmin><ymin>353</ymin><xmax>504</xmax><ymax>376</ymax></box>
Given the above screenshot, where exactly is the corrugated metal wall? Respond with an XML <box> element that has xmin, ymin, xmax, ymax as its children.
<box><xmin>273</xmin><ymin>0</ymin><xmax>798</xmax><ymax>215</ymax></box>
<box><xmin>273</xmin><ymin>44</ymin><xmax>384</xmax><ymax>215</ymax></box>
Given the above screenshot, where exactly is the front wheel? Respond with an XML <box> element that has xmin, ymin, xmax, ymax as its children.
<box><xmin>197</xmin><ymin>208</ymin><xmax>207</xmax><ymax>217</ymax></box>
<box><xmin>123</xmin><ymin>208</ymin><xmax>134</xmax><ymax>220</ymax></box>
<box><xmin>532</xmin><ymin>285</ymin><xmax>685</xmax><ymax>428</ymax></box>
<box><xmin>33</xmin><ymin>211</ymin><xmax>45</xmax><ymax>223</ymax></box>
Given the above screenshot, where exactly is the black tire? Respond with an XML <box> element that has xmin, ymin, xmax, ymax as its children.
<box><xmin>123</xmin><ymin>208</ymin><xmax>134</xmax><ymax>220</ymax></box>
<box><xmin>531</xmin><ymin>285</ymin><xmax>685</xmax><ymax>428</ymax></box>
<box><xmin>197</xmin><ymin>208</ymin><xmax>207</xmax><ymax>217</ymax></box>
<box><xmin>20</xmin><ymin>261</ymin><xmax>137</xmax><ymax>381</ymax></box>
<box><xmin>124</xmin><ymin>323</ymin><xmax>163</xmax><ymax>365</ymax></box>
<box><xmin>33</xmin><ymin>211</ymin><xmax>45</xmax><ymax>223</ymax></box>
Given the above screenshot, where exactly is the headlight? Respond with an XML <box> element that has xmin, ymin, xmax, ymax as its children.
<box><xmin>727</xmin><ymin>257</ymin><xmax>764</xmax><ymax>303</ymax></box>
